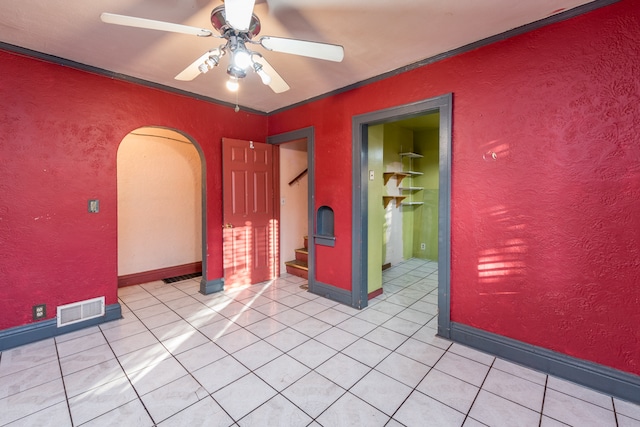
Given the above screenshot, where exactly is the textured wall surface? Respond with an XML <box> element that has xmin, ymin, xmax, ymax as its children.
<box><xmin>0</xmin><ymin>52</ymin><xmax>267</xmax><ymax>330</ymax></box>
<box><xmin>269</xmin><ymin>0</ymin><xmax>640</xmax><ymax>375</ymax></box>
<box><xmin>367</xmin><ymin>125</ymin><xmax>384</xmax><ymax>294</ymax></box>
<box><xmin>413</xmin><ymin>129</ymin><xmax>439</xmax><ymax>261</ymax></box>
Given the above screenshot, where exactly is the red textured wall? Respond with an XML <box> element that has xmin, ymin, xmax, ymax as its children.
<box><xmin>0</xmin><ymin>51</ymin><xmax>267</xmax><ymax>330</ymax></box>
<box><xmin>269</xmin><ymin>0</ymin><xmax>640</xmax><ymax>375</ymax></box>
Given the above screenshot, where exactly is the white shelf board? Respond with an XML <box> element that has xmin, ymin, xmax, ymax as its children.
<box><xmin>399</xmin><ymin>152</ymin><xmax>423</xmax><ymax>158</ymax></box>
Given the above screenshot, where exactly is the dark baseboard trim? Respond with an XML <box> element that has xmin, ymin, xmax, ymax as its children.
<box><xmin>449</xmin><ymin>322</ymin><xmax>640</xmax><ymax>405</ymax></box>
<box><xmin>368</xmin><ymin>288</ymin><xmax>383</xmax><ymax>300</ymax></box>
<box><xmin>311</xmin><ymin>281</ymin><xmax>353</xmax><ymax>307</ymax></box>
<box><xmin>0</xmin><ymin>303</ymin><xmax>122</xmax><ymax>351</ymax></box>
<box><xmin>200</xmin><ymin>277</ymin><xmax>224</xmax><ymax>295</ymax></box>
<box><xmin>118</xmin><ymin>262</ymin><xmax>202</xmax><ymax>287</ymax></box>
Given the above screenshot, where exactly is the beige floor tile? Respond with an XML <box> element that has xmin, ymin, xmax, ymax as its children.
<box><xmin>317</xmin><ymin>392</ymin><xmax>389</xmax><ymax>427</ymax></box>
<box><xmin>237</xmin><ymin>394</ymin><xmax>312</xmax><ymax>427</ymax></box>
<box><xmin>157</xmin><ymin>397</ymin><xmax>233</xmax><ymax>427</ymax></box>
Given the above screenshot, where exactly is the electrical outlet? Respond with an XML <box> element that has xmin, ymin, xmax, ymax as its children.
<box><xmin>33</xmin><ymin>304</ymin><xmax>46</xmax><ymax>320</ymax></box>
<box><xmin>420</xmin><ymin>243</ymin><xmax>426</xmax><ymax>251</ymax></box>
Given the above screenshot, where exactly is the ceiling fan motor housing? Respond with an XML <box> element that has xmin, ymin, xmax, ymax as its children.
<box><xmin>210</xmin><ymin>5</ymin><xmax>261</xmax><ymax>39</ymax></box>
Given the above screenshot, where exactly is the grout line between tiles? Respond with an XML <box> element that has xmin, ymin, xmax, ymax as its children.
<box><xmin>539</xmin><ymin>375</ymin><xmax>548</xmax><ymax>427</ymax></box>
<box><xmin>53</xmin><ymin>339</ymin><xmax>75</xmax><ymax>427</ymax></box>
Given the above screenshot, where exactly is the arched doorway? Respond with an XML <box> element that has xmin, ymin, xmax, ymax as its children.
<box><xmin>116</xmin><ymin>126</ymin><xmax>207</xmax><ymax>292</ymax></box>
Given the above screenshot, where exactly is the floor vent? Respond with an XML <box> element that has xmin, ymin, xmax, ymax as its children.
<box><xmin>163</xmin><ymin>273</ymin><xmax>202</xmax><ymax>284</ymax></box>
<box><xmin>57</xmin><ymin>297</ymin><xmax>105</xmax><ymax>328</ymax></box>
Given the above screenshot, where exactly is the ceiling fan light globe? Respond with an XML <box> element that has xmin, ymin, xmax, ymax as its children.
<box><xmin>253</xmin><ymin>64</ymin><xmax>271</xmax><ymax>85</ymax></box>
<box><xmin>226</xmin><ymin>77</ymin><xmax>239</xmax><ymax>92</ymax></box>
<box><xmin>233</xmin><ymin>49</ymin><xmax>252</xmax><ymax>70</ymax></box>
<box><xmin>258</xmin><ymin>69</ymin><xmax>271</xmax><ymax>85</ymax></box>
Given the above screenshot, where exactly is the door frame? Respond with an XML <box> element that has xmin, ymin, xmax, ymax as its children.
<box><xmin>267</xmin><ymin>127</ymin><xmax>316</xmax><ymax>292</ymax></box>
<box><xmin>352</xmin><ymin>94</ymin><xmax>453</xmax><ymax>338</ymax></box>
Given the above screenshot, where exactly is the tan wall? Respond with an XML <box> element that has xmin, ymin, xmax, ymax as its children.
<box><xmin>279</xmin><ymin>139</ymin><xmax>308</xmax><ymax>274</ymax></box>
<box><xmin>117</xmin><ymin>127</ymin><xmax>202</xmax><ymax>276</ymax></box>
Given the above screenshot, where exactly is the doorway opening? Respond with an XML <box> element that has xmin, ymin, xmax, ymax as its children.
<box><xmin>117</xmin><ymin>126</ymin><xmax>207</xmax><ymax>293</ymax></box>
<box><xmin>278</xmin><ymin>138</ymin><xmax>309</xmax><ymax>280</ymax></box>
<box><xmin>268</xmin><ymin>127</ymin><xmax>316</xmax><ymax>293</ymax></box>
<box><xmin>352</xmin><ymin>94</ymin><xmax>452</xmax><ymax>338</ymax></box>
<box><xmin>368</xmin><ymin>113</ymin><xmax>440</xmax><ymax>296</ymax></box>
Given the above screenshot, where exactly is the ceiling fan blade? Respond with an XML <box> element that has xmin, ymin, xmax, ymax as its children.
<box><xmin>175</xmin><ymin>49</ymin><xmax>221</xmax><ymax>81</ymax></box>
<box><xmin>100</xmin><ymin>12</ymin><xmax>213</xmax><ymax>37</ymax></box>
<box><xmin>253</xmin><ymin>56</ymin><xmax>290</xmax><ymax>93</ymax></box>
<box><xmin>260</xmin><ymin>36</ymin><xmax>344</xmax><ymax>62</ymax></box>
<box><xmin>224</xmin><ymin>0</ymin><xmax>256</xmax><ymax>31</ymax></box>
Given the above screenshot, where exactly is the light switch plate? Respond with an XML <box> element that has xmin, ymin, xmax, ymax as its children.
<box><xmin>88</xmin><ymin>199</ymin><xmax>99</xmax><ymax>213</ymax></box>
<box><xmin>369</xmin><ymin>170</ymin><xmax>375</xmax><ymax>180</ymax></box>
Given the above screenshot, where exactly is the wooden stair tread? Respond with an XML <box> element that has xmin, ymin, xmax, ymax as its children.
<box><xmin>285</xmin><ymin>259</ymin><xmax>308</xmax><ymax>271</ymax></box>
<box><xmin>294</xmin><ymin>247</ymin><xmax>308</xmax><ymax>254</ymax></box>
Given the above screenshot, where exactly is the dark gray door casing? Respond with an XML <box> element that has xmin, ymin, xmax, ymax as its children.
<box><xmin>351</xmin><ymin>94</ymin><xmax>453</xmax><ymax>339</ymax></box>
<box><xmin>267</xmin><ymin>127</ymin><xmax>316</xmax><ymax>294</ymax></box>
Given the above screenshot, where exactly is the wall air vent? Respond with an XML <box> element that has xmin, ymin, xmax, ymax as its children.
<box><xmin>57</xmin><ymin>296</ymin><xmax>105</xmax><ymax>327</ymax></box>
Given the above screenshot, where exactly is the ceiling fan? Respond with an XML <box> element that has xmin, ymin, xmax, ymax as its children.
<box><xmin>100</xmin><ymin>0</ymin><xmax>344</xmax><ymax>94</ymax></box>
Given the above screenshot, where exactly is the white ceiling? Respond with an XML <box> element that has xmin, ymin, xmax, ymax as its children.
<box><xmin>0</xmin><ymin>0</ymin><xmax>596</xmax><ymax>113</ymax></box>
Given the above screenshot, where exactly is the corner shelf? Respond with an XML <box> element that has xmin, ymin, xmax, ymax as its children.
<box><xmin>383</xmin><ymin>151</ymin><xmax>424</xmax><ymax>208</ymax></box>
<box><xmin>383</xmin><ymin>196</ymin><xmax>406</xmax><ymax>208</ymax></box>
<box><xmin>400</xmin><ymin>152</ymin><xmax>424</xmax><ymax>159</ymax></box>
<box><xmin>399</xmin><ymin>151</ymin><xmax>424</xmax><ymax>205</ymax></box>
<box><xmin>383</xmin><ymin>172</ymin><xmax>410</xmax><ymax>186</ymax></box>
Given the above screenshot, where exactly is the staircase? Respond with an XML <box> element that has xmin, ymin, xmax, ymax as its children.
<box><xmin>285</xmin><ymin>236</ymin><xmax>309</xmax><ymax>279</ymax></box>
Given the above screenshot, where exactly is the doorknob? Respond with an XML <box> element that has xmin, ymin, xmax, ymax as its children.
<box><xmin>223</xmin><ymin>223</ymin><xmax>234</xmax><ymax>229</ymax></box>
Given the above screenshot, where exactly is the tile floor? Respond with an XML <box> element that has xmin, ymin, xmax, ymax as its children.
<box><xmin>1</xmin><ymin>259</ymin><xmax>639</xmax><ymax>426</ymax></box>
